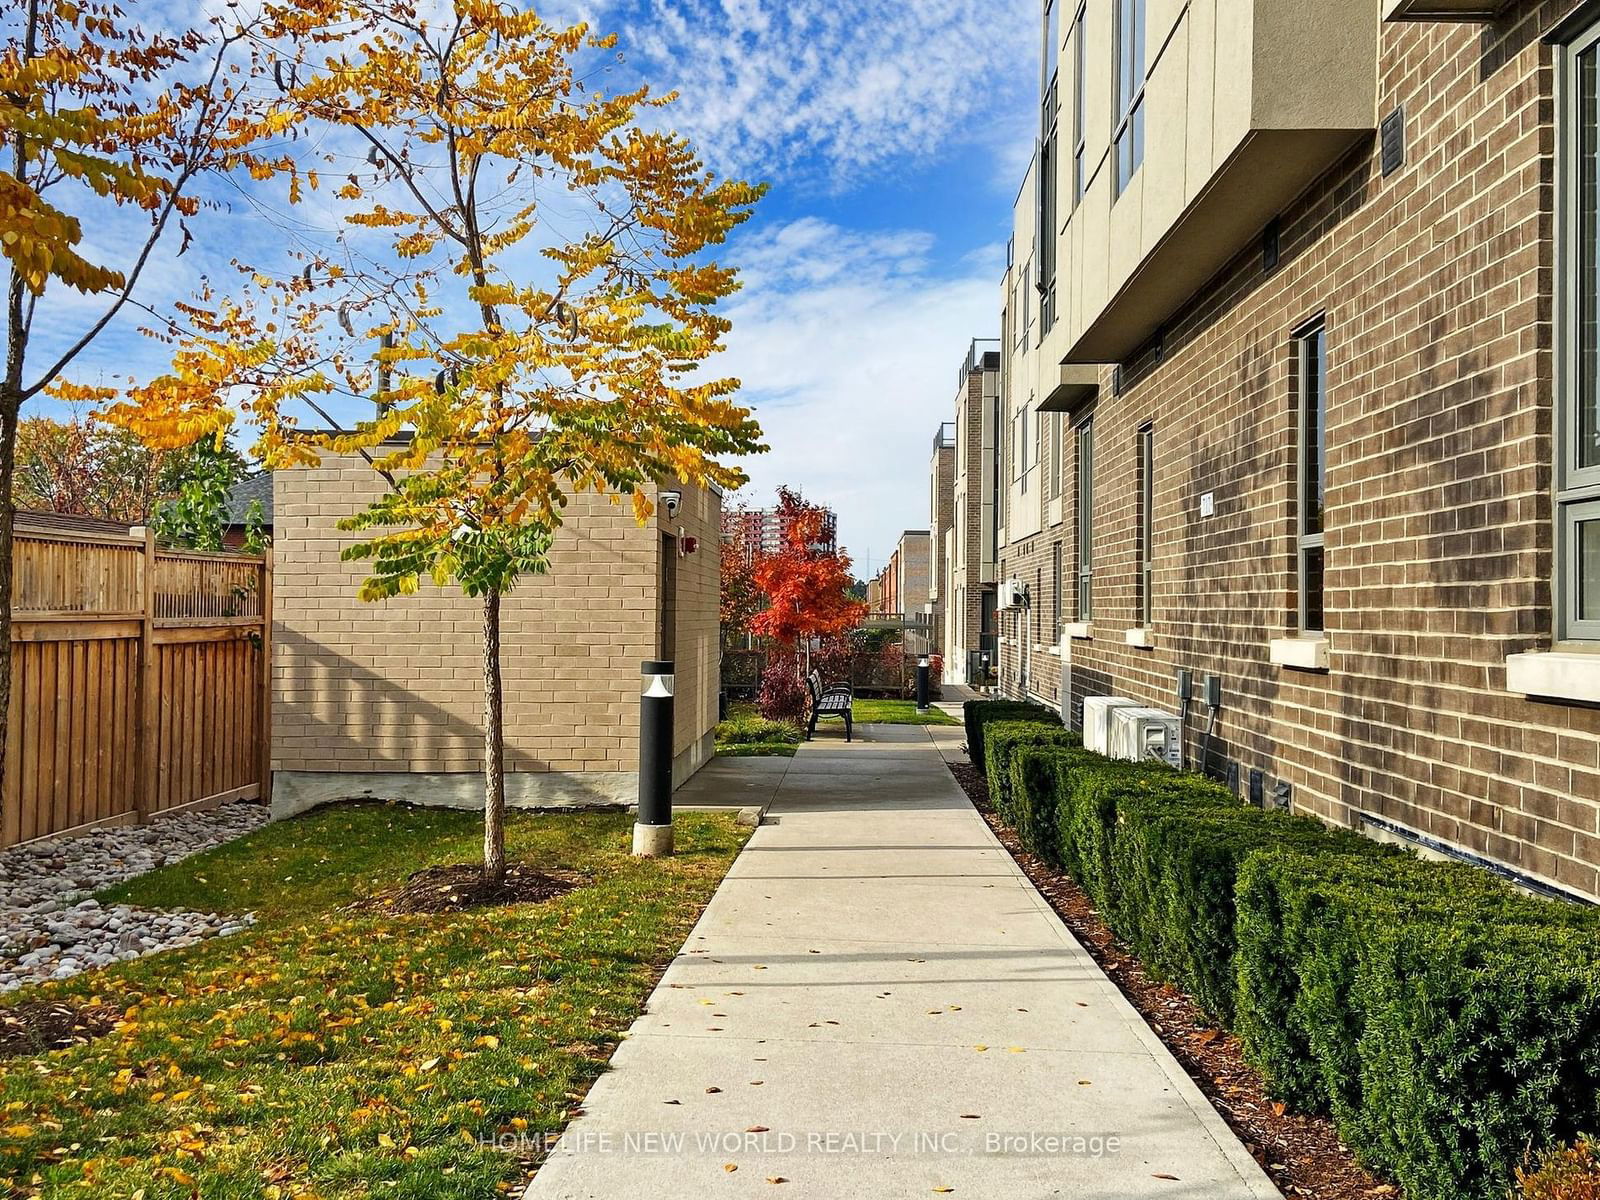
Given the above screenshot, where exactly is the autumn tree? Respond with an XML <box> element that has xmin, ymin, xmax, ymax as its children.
<box><xmin>104</xmin><ymin>3</ymin><xmax>765</xmax><ymax>887</ymax></box>
<box><xmin>0</xmin><ymin>0</ymin><xmax>286</xmax><ymax>802</ymax></box>
<box><xmin>720</xmin><ymin>511</ymin><xmax>762</xmax><ymax>650</ymax></box>
<box><xmin>751</xmin><ymin>486</ymin><xmax>865</xmax><ymax>651</ymax></box>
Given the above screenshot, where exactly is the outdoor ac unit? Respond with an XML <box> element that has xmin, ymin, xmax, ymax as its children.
<box><xmin>997</xmin><ymin>578</ymin><xmax>1025</xmax><ymax>610</ymax></box>
<box><xmin>1107</xmin><ymin>707</ymin><xmax>1182</xmax><ymax>768</ymax></box>
<box><xmin>1082</xmin><ymin>696</ymin><xmax>1142</xmax><ymax>756</ymax></box>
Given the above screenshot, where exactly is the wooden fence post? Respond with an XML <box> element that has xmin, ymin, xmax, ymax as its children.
<box><xmin>258</xmin><ymin>547</ymin><xmax>273</xmax><ymax>808</ymax></box>
<box><xmin>134</xmin><ymin>527</ymin><xmax>156</xmax><ymax>824</ymax></box>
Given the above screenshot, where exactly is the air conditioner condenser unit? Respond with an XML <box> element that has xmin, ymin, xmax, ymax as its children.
<box><xmin>1107</xmin><ymin>707</ymin><xmax>1182</xmax><ymax>768</ymax></box>
<box><xmin>1082</xmin><ymin>696</ymin><xmax>1142</xmax><ymax>756</ymax></box>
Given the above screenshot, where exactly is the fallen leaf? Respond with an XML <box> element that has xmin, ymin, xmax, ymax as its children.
<box><xmin>724</xmin><ymin>1163</ymin><xmax>738</xmax><ymax>1173</ymax></box>
<box><xmin>1153</xmin><ymin>1173</ymin><xmax>1179</xmax><ymax>1181</ymax></box>
<box><xmin>706</xmin><ymin>1087</ymin><xmax>722</xmax><ymax>1094</ymax></box>
<box><xmin>767</xmin><ymin>1178</ymin><xmax>788</xmax><ymax>1184</ymax></box>
<box><xmin>746</xmin><ymin>1126</ymin><xmax>770</xmax><ymax>1133</ymax></box>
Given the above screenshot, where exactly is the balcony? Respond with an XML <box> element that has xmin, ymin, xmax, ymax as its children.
<box><xmin>1051</xmin><ymin>0</ymin><xmax>1379</xmax><ymax>367</ymax></box>
<box><xmin>933</xmin><ymin>421</ymin><xmax>956</xmax><ymax>451</ymax></box>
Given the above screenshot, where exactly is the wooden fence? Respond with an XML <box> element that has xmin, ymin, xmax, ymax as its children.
<box><xmin>3</xmin><ymin>526</ymin><xmax>271</xmax><ymax>848</ymax></box>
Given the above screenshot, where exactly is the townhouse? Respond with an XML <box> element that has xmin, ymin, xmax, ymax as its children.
<box><xmin>987</xmin><ymin>0</ymin><xmax>1600</xmax><ymax>899</ymax></box>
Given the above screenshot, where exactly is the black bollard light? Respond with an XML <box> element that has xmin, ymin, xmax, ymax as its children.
<box><xmin>916</xmin><ymin>654</ymin><xmax>930</xmax><ymax>713</ymax></box>
<box><xmin>633</xmin><ymin>659</ymin><xmax>675</xmax><ymax>857</ymax></box>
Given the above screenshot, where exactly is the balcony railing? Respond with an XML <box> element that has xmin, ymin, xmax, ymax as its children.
<box><xmin>933</xmin><ymin>421</ymin><xmax>956</xmax><ymax>450</ymax></box>
<box><xmin>960</xmin><ymin>337</ymin><xmax>1002</xmax><ymax>387</ymax></box>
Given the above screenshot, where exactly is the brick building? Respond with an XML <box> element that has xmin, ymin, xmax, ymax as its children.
<box><xmin>873</xmin><ymin>530</ymin><xmax>932</xmax><ymax>620</ymax></box>
<box><xmin>928</xmin><ymin>423</ymin><xmax>956</xmax><ymax>655</ymax></box>
<box><xmin>270</xmin><ymin>457</ymin><xmax>721</xmax><ymax>814</ymax></box>
<box><xmin>985</xmin><ymin>0</ymin><xmax>1600</xmax><ymax>900</ymax></box>
<box><xmin>939</xmin><ymin>342</ymin><xmax>1002</xmax><ymax>685</ymax></box>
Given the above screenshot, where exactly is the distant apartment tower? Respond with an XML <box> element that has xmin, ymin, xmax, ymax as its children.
<box><xmin>941</xmin><ymin>340</ymin><xmax>1002</xmax><ymax>685</ymax></box>
<box><xmin>721</xmin><ymin>503</ymin><xmax>837</xmax><ymax>565</ymax></box>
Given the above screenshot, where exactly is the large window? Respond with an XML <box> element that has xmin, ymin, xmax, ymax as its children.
<box><xmin>1038</xmin><ymin>0</ymin><xmax>1060</xmax><ymax>335</ymax></box>
<box><xmin>1562</xmin><ymin>25</ymin><xmax>1600</xmax><ymax>640</ymax></box>
<box><xmin>1296</xmin><ymin>322</ymin><xmax>1327</xmax><ymax>634</ymax></box>
<box><xmin>1136</xmin><ymin>424</ymin><xmax>1154</xmax><ymax>628</ymax></box>
<box><xmin>1071</xmin><ymin>3</ymin><xmax>1087</xmax><ymax>208</ymax></box>
<box><xmin>1075</xmin><ymin>417</ymin><xmax>1094</xmax><ymax>618</ymax></box>
<box><xmin>1113</xmin><ymin>0</ymin><xmax>1146</xmax><ymax>196</ymax></box>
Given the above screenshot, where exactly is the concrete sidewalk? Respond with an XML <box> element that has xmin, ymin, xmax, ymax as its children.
<box><xmin>524</xmin><ymin>725</ymin><xmax>1279</xmax><ymax>1200</ymax></box>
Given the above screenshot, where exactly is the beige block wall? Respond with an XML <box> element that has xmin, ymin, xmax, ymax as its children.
<box><xmin>270</xmin><ymin>457</ymin><xmax>719</xmax><ymax>812</ymax></box>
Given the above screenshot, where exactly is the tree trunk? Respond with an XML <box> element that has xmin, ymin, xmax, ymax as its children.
<box><xmin>0</xmin><ymin>388</ymin><xmax>17</xmax><ymax>812</ymax></box>
<box><xmin>482</xmin><ymin>585</ymin><xmax>506</xmax><ymax>886</ymax></box>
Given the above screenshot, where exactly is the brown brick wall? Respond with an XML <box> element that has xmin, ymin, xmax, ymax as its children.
<box><xmin>997</xmin><ymin>1</ymin><xmax>1600</xmax><ymax>899</ymax></box>
<box><xmin>271</xmin><ymin>459</ymin><xmax>718</xmax><ymax>789</ymax></box>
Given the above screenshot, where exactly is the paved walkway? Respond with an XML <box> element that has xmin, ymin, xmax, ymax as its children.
<box><xmin>524</xmin><ymin>725</ymin><xmax>1278</xmax><ymax>1200</ymax></box>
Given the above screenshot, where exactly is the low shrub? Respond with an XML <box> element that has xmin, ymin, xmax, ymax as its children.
<box><xmin>756</xmin><ymin>657</ymin><xmax>808</xmax><ymax>723</ymax></box>
<box><xmin>984</xmin><ymin>720</ymin><xmax>1078</xmax><ymax>827</ymax></box>
<box><xmin>1236</xmin><ymin>848</ymin><xmax>1600</xmax><ymax>1200</ymax></box>
<box><xmin>988</xmin><ymin>726</ymin><xmax>1600</xmax><ymax>1200</ymax></box>
<box><xmin>715</xmin><ymin>715</ymin><xmax>801</xmax><ymax>747</ymax></box>
<box><xmin>963</xmin><ymin>699</ymin><xmax>1058</xmax><ymax>774</ymax></box>
<box><xmin>1520</xmin><ymin>1139</ymin><xmax>1600</xmax><ymax>1200</ymax></box>
<box><xmin>1007</xmin><ymin>743</ymin><xmax>1095</xmax><ymax>864</ymax></box>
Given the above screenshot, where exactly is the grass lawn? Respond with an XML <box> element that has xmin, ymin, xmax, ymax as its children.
<box><xmin>0</xmin><ymin>804</ymin><xmax>748</xmax><ymax>1200</ymax></box>
<box><xmin>851</xmin><ymin>698</ymin><xmax>958</xmax><ymax>726</ymax></box>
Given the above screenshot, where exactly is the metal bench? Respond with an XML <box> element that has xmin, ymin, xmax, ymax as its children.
<box><xmin>805</xmin><ymin>670</ymin><xmax>853</xmax><ymax>742</ymax></box>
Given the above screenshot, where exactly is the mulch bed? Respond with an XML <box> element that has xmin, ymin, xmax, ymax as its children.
<box><xmin>949</xmin><ymin>761</ymin><xmax>1399</xmax><ymax>1200</ymax></box>
<box><xmin>0</xmin><ymin>999</ymin><xmax>122</xmax><ymax>1060</ymax></box>
<box><xmin>358</xmin><ymin>862</ymin><xmax>581</xmax><ymax>915</ymax></box>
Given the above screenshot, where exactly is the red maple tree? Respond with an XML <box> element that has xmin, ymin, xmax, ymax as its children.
<box><xmin>750</xmin><ymin>486</ymin><xmax>866</xmax><ymax>646</ymax></box>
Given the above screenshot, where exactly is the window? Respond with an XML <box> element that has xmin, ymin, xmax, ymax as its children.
<box><xmin>1561</xmin><ymin>24</ymin><xmax>1600</xmax><ymax>640</ymax></box>
<box><xmin>1071</xmin><ymin>3</ymin><xmax>1087</xmax><ymax>208</ymax></box>
<box><xmin>1113</xmin><ymin>0</ymin><xmax>1146</xmax><ymax>196</ymax></box>
<box><xmin>1020</xmin><ymin>405</ymin><xmax>1031</xmax><ymax>493</ymax></box>
<box><xmin>1075</xmin><ymin>417</ymin><xmax>1094</xmax><ymax>618</ymax></box>
<box><xmin>1136</xmin><ymin>424</ymin><xmax>1154</xmax><ymax>628</ymax></box>
<box><xmin>1050</xmin><ymin>412</ymin><xmax>1063</xmax><ymax>499</ymax></box>
<box><xmin>1038</xmin><ymin>0</ymin><xmax>1061</xmax><ymax>335</ymax></box>
<box><xmin>1296</xmin><ymin>322</ymin><xmax>1327</xmax><ymax>633</ymax></box>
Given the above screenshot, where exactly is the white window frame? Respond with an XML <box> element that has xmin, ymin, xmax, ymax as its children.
<box><xmin>1559</xmin><ymin>22</ymin><xmax>1600</xmax><ymax>641</ymax></box>
<box><xmin>1075</xmin><ymin>416</ymin><xmax>1094</xmax><ymax>619</ymax></box>
<box><xmin>1295</xmin><ymin>320</ymin><xmax>1327</xmax><ymax>635</ymax></box>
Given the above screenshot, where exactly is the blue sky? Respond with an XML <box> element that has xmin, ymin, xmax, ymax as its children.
<box><xmin>27</xmin><ymin>0</ymin><xmax>1038</xmax><ymax>578</ymax></box>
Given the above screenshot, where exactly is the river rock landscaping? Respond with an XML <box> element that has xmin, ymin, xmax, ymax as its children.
<box><xmin>0</xmin><ymin>801</ymin><xmax>268</xmax><ymax>992</ymax></box>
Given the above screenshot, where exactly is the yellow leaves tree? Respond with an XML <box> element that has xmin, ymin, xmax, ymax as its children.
<box><xmin>105</xmin><ymin>1</ymin><xmax>766</xmax><ymax>885</ymax></box>
<box><xmin>0</xmin><ymin>0</ymin><xmax>291</xmax><ymax>802</ymax></box>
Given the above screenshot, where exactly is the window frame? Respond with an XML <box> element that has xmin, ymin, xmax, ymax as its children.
<box><xmin>1112</xmin><ymin>0</ymin><xmax>1146</xmax><ymax>197</ymax></box>
<box><xmin>1136</xmin><ymin>423</ymin><xmax>1154</xmax><ymax>629</ymax></box>
<box><xmin>1052</xmin><ymin>540</ymin><xmax>1063</xmax><ymax>637</ymax></box>
<box><xmin>1295</xmin><ymin>320</ymin><xmax>1327</xmax><ymax>635</ymax></box>
<box><xmin>1558</xmin><ymin>22</ymin><xmax>1600</xmax><ymax>641</ymax></box>
<box><xmin>1071</xmin><ymin>2</ymin><xmax>1087</xmax><ymax>209</ymax></box>
<box><xmin>1075</xmin><ymin>416</ymin><xmax>1094</xmax><ymax>619</ymax></box>
<box><xmin>1038</xmin><ymin>0</ymin><xmax>1061</xmax><ymax>336</ymax></box>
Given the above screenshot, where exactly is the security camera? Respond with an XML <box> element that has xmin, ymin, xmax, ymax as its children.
<box><xmin>660</xmin><ymin>491</ymin><xmax>682</xmax><ymax>517</ymax></box>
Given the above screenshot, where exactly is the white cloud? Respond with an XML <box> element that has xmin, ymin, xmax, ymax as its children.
<box><xmin>620</xmin><ymin>0</ymin><xmax>1034</xmax><ymax>185</ymax></box>
<box><xmin>714</xmin><ymin>218</ymin><xmax>1000</xmax><ymax>576</ymax></box>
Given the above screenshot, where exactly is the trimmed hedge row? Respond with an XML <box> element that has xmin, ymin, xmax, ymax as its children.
<box><xmin>971</xmin><ymin>702</ymin><xmax>1600</xmax><ymax>1200</ymax></box>
<box><xmin>963</xmin><ymin>698</ymin><xmax>1059</xmax><ymax>774</ymax></box>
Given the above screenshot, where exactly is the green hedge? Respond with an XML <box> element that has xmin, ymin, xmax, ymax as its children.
<box><xmin>1236</xmin><ymin>848</ymin><xmax>1600</xmax><ymax>1200</ymax></box>
<box><xmin>961</xmin><ymin>697</ymin><xmax>1600</xmax><ymax>1200</ymax></box>
<box><xmin>983</xmin><ymin>720</ymin><xmax>1077</xmax><ymax>828</ymax></box>
<box><xmin>963</xmin><ymin>699</ymin><xmax>1058</xmax><ymax>774</ymax></box>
